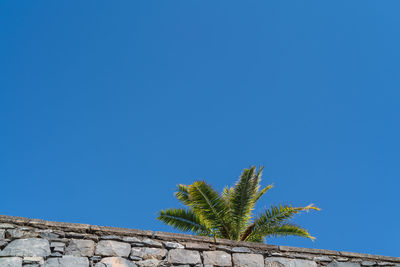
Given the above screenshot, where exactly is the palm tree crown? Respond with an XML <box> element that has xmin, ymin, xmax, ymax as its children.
<box><xmin>157</xmin><ymin>166</ymin><xmax>320</xmax><ymax>243</ymax></box>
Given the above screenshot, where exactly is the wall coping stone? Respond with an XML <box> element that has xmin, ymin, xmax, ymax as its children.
<box><xmin>0</xmin><ymin>214</ymin><xmax>398</xmax><ymax>263</ymax></box>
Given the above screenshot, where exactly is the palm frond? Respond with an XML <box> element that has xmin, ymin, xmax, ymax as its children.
<box><xmin>188</xmin><ymin>181</ymin><xmax>231</xmax><ymax>238</ymax></box>
<box><xmin>157</xmin><ymin>166</ymin><xmax>320</xmax><ymax>243</ymax></box>
<box><xmin>175</xmin><ymin>184</ymin><xmax>192</xmax><ymax>206</ymax></box>
<box><xmin>157</xmin><ymin>208</ymin><xmax>212</xmax><ymax>236</ymax></box>
<box><xmin>264</xmin><ymin>223</ymin><xmax>315</xmax><ymax>240</ymax></box>
<box><xmin>254</xmin><ymin>184</ymin><xmax>273</xmax><ymax>202</ymax></box>
<box><xmin>222</xmin><ymin>186</ymin><xmax>234</xmax><ymax>210</ymax></box>
<box><xmin>262</xmin><ymin>204</ymin><xmax>319</xmax><ymax>226</ymax></box>
<box><xmin>241</xmin><ymin>204</ymin><xmax>319</xmax><ymax>241</ymax></box>
<box><xmin>229</xmin><ymin>166</ymin><xmax>262</xmax><ymax>240</ymax></box>
<box><xmin>222</xmin><ymin>186</ymin><xmax>233</xmax><ymax>202</ymax></box>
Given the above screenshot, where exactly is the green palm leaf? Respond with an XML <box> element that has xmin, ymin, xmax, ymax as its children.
<box><xmin>254</xmin><ymin>184</ymin><xmax>273</xmax><ymax>202</ymax></box>
<box><xmin>157</xmin><ymin>165</ymin><xmax>320</xmax><ymax>243</ymax></box>
<box><xmin>242</xmin><ymin>204</ymin><xmax>320</xmax><ymax>241</ymax></box>
<box><xmin>265</xmin><ymin>223</ymin><xmax>315</xmax><ymax>240</ymax></box>
<box><xmin>175</xmin><ymin>184</ymin><xmax>191</xmax><ymax>206</ymax></box>
<box><xmin>229</xmin><ymin>166</ymin><xmax>260</xmax><ymax>240</ymax></box>
<box><xmin>188</xmin><ymin>181</ymin><xmax>231</xmax><ymax>238</ymax></box>
<box><xmin>157</xmin><ymin>208</ymin><xmax>212</xmax><ymax>236</ymax></box>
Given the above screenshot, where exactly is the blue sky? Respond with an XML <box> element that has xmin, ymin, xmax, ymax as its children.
<box><xmin>1</xmin><ymin>1</ymin><xmax>399</xmax><ymax>257</ymax></box>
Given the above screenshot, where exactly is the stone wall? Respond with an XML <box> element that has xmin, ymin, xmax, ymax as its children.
<box><xmin>0</xmin><ymin>215</ymin><xmax>398</xmax><ymax>267</ymax></box>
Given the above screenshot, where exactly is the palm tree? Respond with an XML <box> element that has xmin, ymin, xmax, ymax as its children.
<box><xmin>157</xmin><ymin>166</ymin><xmax>320</xmax><ymax>243</ymax></box>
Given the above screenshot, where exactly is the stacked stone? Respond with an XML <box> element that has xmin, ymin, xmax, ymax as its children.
<box><xmin>0</xmin><ymin>216</ymin><xmax>399</xmax><ymax>267</ymax></box>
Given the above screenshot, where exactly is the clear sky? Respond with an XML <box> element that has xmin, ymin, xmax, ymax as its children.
<box><xmin>1</xmin><ymin>1</ymin><xmax>399</xmax><ymax>257</ymax></box>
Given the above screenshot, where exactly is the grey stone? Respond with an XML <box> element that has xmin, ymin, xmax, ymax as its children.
<box><xmin>0</xmin><ymin>223</ymin><xmax>15</xmax><ymax>229</ymax></box>
<box><xmin>50</xmin><ymin>242</ymin><xmax>65</xmax><ymax>247</ymax></box>
<box><xmin>327</xmin><ymin>262</ymin><xmax>361</xmax><ymax>267</ymax></box>
<box><xmin>362</xmin><ymin>262</ymin><xmax>376</xmax><ymax>266</ymax></box>
<box><xmin>314</xmin><ymin>256</ymin><xmax>333</xmax><ymax>262</ymax></box>
<box><xmin>0</xmin><ymin>238</ymin><xmax>50</xmax><ymax>257</ymax></box>
<box><xmin>24</xmin><ymin>264</ymin><xmax>40</xmax><ymax>267</ymax></box>
<box><xmin>52</xmin><ymin>246</ymin><xmax>65</xmax><ymax>253</ymax></box>
<box><xmin>101</xmin><ymin>235</ymin><xmax>123</xmax><ymax>241</ymax></box>
<box><xmin>0</xmin><ymin>257</ymin><xmax>22</xmax><ymax>267</ymax></box>
<box><xmin>164</xmin><ymin>241</ymin><xmax>184</xmax><ymax>249</ymax></box>
<box><xmin>65</xmin><ymin>239</ymin><xmax>95</xmax><ymax>256</ymax></box>
<box><xmin>378</xmin><ymin>262</ymin><xmax>396</xmax><ymax>266</ymax></box>
<box><xmin>289</xmin><ymin>253</ymin><xmax>314</xmax><ymax>260</ymax></box>
<box><xmin>232</xmin><ymin>247</ymin><xmax>252</xmax><ymax>253</ymax></box>
<box><xmin>185</xmin><ymin>242</ymin><xmax>210</xmax><ymax>250</ymax></box>
<box><xmin>123</xmin><ymin>237</ymin><xmax>142</xmax><ymax>243</ymax></box>
<box><xmin>23</xmin><ymin>257</ymin><xmax>44</xmax><ymax>265</ymax></box>
<box><xmin>136</xmin><ymin>259</ymin><xmax>161</xmax><ymax>267</ymax></box>
<box><xmin>130</xmin><ymin>247</ymin><xmax>167</xmax><ymax>260</ymax></box>
<box><xmin>168</xmin><ymin>249</ymin><xmax>202</xmax><ymax>265</ymax></box>
<box><xmin>216</xmin><ymin>245</ymin><xmax>233</xmax><ymax>252</ymax></box>
<box><xmin>0</xmin><ymin>229</ymin><xmax>5</xmax><ymax>238</ymax></box>
<box><xmin>233</xmin><ymin>253</ymin><xmax>263</xmax><ymax>267</ymax></box>
<box><xmin>95</xmin><ymin>240</ymin><xmax>131</xmax><ymax>257</ymax></box>
<box><xmin>141</xmin><ymin>238</ymin><xmax>162</xmax><ymax>248</ymax></box>
<box><xmin>65</xmin><ymin>232</ymin><xmax>86</xmax><ymax>238</ymax></box>
<box><xmin>0</xmin><ymin>239</ymin><xmax>10</xmax><ymax>248</ymax></box>
<box><xmin>38</xmin><ymin>230</ymin><xmax>60</xmax><ymax>239</ymax></box>
<box><xmin>203</xmin><ymin>251</ymin><xmax>232</xmax><ymax>266</ymax></box>
<box><xmin>96</xmin><ymin>257</ymin><xmax>137</xmax><ymax>267</ymax></box>
<box><xmin>7</xmin><ymin>229</ymin><xmax>39</xmax><ymax>239</ymax></box>
<box><xmin>50</xmin><ymin>252</ymin><xmax>63</xmax><ymax>257</ymax></box>
<box><xmin>91</xmin><ymin>255</ymin><xmax>102</xmax><ymax>263</ymax></box>
<box><xmin>265</xmin><ymin>257</ymin><xmax>317</xmax><ymax>267</ymax></box>
<box><xmin>44</xmin><ymin>256</ymin><xmax>89</xmax><ymax>267</ymax></box>
<box><xmin>18</xmin><ymin>227</ymin><xmax>31</xmax><ymax>231</ymax></box>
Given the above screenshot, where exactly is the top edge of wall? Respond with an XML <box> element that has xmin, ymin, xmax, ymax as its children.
<box><xmin>0</xmin><ymin>214</ymin><xmax>398</xmax><ymax>262</ymax></box>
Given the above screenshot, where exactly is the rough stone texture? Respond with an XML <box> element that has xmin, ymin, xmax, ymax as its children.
<box><xmin>0</xmin><ymin>223</ymin><xmax>16</xmax><ymax>229</ymax></box>
<box><xmin>168</xmin><ymin>249</ymin><xmax>202</xmax><ymax>265</ymax></box>
<box><xmin>136</xmin><ymin>259</ymin><xmax>161</xmax><ymax>267</ymax></box>
<box><xmin>361</xmin><ymin>262</ymin><xmax>375</xmax><ymax>266</ymax></box>
<box><xmin>43</xmin><ymin>256</ymin><xmax>89</xmax><ymax>267</ymax></box>
<box><xmin>0</xmin><ymin>238</ymin><xmax>50</xmax><ymax>257</ymax></box>
<box><xmin>141</xmin><ymin>238</ymin><xmax>162</xmax><ymax>248</ymax></box>
<box><xmin>130</xmin><ymin>247</ymin><xmax>167</xmax><ymax>260</ymax></box>
<box><xmin>0</xmin><ymin>215</ymin><xmax>397</xmax><ymax>267</ymax></box>
<box><xmin>123</xmin><ymin>236</ymin><xmax>142</xmax><ymax>243</ymax></box>
<box><xmin>314</xmin><ymin>256</ymin><xmax>333</xmax><ymax>262</ymax></box>
<box><xmin>23</xmin><ymin>257</ymin><xmax>45</xmax><ymax>265</ymax></box>
<box><xmin>0</xmin><ymin>257</ymin><xmax>22</xmax><ymax>267</ymax></box>
<box><xmin>7</xmin><ymin>229</ymin><xmax>39</xmax><ymax>239</ymax></box>
<box><xmin>185</xmin><ymin>242</ymin><xmax>210</xmax><ymax>250</ymax></box>
<box><xmin>328</xmin><ymin>262</ymin><xmax>362</xmax><ymax>267</ymax></box>
<box><xmin>96</xmin><ymin>257</ymin><xmax>137</xmax><ymax>267</ymax></box>
<box><xmin>65</xmin><ymin>239</ymin><xmax>95</xmax><ymax>256</ymax></box>
<box><xmin>203</xmin><ymin>251</ymin><xmax>232</xmax><ymax>266</ymax></box>
<box><xmin>164</xmin><ymin>241</ymin><xmax>184</xmax><ymax>249</ymax></box>
<box><xmin>101</xmin><ymin>235</ymin><xmax>123</xmax><ymax>241</ymax></box>
<box><xmin>233</xmin><ymin>253</ymin><xmax>264</xmax><ymax>267</ymax></box>
<box><xmin>265</xmin><ymin>257</ymin><xmax>318</xmax><ymax>267</ymax></box>
<box><xmin>0</xmin><ymin>239</ymin><xmax>9</xmax><ymax>248</ymax></box>
<box><xmin>95</xmin><ymin>240</ymin><xmax>131</xmax><ymax>257</ymax></box>
<box><xmin>232</xmin><ymin>247</ymin><xmax>252</xmax><ymax>253</ymax></box>
<box><xmin>0</xmin><ymin>229</ymin><xmax>5</xmax><ymax>239</ymax></box>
